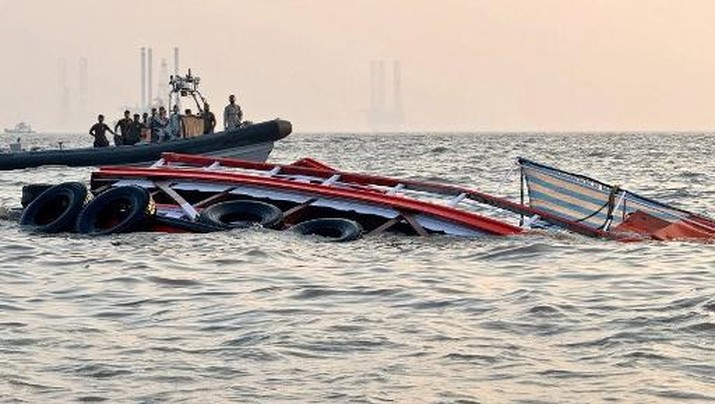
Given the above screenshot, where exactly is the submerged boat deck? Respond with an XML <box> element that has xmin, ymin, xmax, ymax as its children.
<box><xmin>91</xmin><ymin>153</ymin><xmax>525</xmax><ymax>237</ymax></box>
<box><xmin>85</xmin><ymin>152</ymin><xmax>715</xmax><ymax>242</ymax></box>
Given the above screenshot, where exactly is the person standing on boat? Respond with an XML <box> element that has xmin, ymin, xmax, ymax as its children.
<box><xmin>203</xmin><ymin>102</ymin><xmax>217</xmax><ymax>134</ymax></box>
<box><xmin>148</xmin><ymin>108</ymin><xmax>158</xmax><ymax>142</ymax></box>
<box><xmin>141</xmin><ymin>112</ymin><xmax>151</xmax><ymax>142</ymax></box>
<box><xmin>150</xmin><ymin>106</ymin><xmax>169</xmax><ymax>143</ymax></box>
<box><xmin>124</xmin><ymin>114</ymin><xmax>142</xmax><ymax>145</ymax></box>
<box><xmin>113</xmin><ymin>110</ymin><xmax>132</xmax><ymax>146</ymax></box>
<box><xmin>89</xmin><ymin>114</ymin><xmax>115</xmax><ymax>148</ymax></box>
<box><xmin>223</xmin><ymin>94</ymin><xmax>242</xmax><ymax>130</ymax></box>
<box><xmin>167</xmin><ymin>104</ymin><xmax>183</xmax><ymax>140</ymax></box>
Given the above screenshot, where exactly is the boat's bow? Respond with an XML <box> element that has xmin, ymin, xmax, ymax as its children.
<box><xmin>275</xmin><ymin>119</ymin><xmax>292</xmax><ymax>140</ymax></box>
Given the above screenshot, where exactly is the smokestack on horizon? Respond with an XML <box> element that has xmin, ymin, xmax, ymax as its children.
<box><xmin>370</xmin><ymin>60</ymin><xmax>377</xmax><ymax>111</ymax></box>
<box><xmin>366</xmin><ymin>59</ymin><xmax>405</xmax><ymax>132</ymax></box>
<box><xmin>79</xmin><ymin>57</ymin><xmax>88</xmax><ymax>116</ymax></box>
<box><xmin>393</xmin><ymin>60</ymin><xmax>402</xmax><ymax>113</ymax></box>
<box><xmin>377</xmin><ymin>60</ymin><xmax>386</xmax><ymax>111</ymax></box>
<box><xmin>141</xmin><ymin>47</ymin><xmax>146</xmax><ymax>109</ymax></box>
<box><xmin>173</xmin><ymin>47</ymin><xmax>179</xmax><ymax>77</ymax></box>
<box><xmin>147</xmin><ymin>47</ymin><xmax>153</xmax><ymax>107</ymax></box>
<box><xmin>159</xmin><ymin>58</ymin><xmax>169</xmax><ymax>108</ymax></box>
<box><xmin>58</xmin><ymin>57</ymin><xmax>69</xmax><ymax>126</ymax></box>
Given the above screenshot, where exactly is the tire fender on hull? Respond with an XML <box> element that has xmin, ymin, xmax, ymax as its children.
<box><xmin>20</xmin><ymin>182</ymin><xmax>88</xmax><ymax>233</ymax></box>
<box><xmin>76</xmin><ymin>186</ymin><xmax>155</xmax><ymax>236</ymax></box>
<box><xmin>291</xmin><ymin>218</ymin><xmax>363</xmax><ymax>242</ymax></box>
<box><xmin>199</xmin><ymin>200</ymin><xmax>283</xmax><ymax>229</ymax></box>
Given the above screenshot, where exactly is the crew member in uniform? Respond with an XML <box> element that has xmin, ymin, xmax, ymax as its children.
<box><xmin>223</xmin><ymin>94</ymin><xmax>242</xmax><ymax>130</ymax></box>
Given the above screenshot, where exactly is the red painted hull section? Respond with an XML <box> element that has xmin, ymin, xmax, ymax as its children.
<box><xmin>95</xmin><ymin>159</ymin><xmax>523</xmax><ymax>237</ymax></box>
<box><xmin>94</xmin><ymin>153</ymin><xmax>713</xmax><ymax>242</ymax></box>
<box><xmin>153</xmin><ymin>154</ymin><xmax>619</xmax><ymax>239</ymax></box>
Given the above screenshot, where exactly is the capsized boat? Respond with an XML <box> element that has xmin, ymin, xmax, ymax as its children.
<box><xmin>88</xmin><ymin>152</ymin><xmax>525</xmax><ymax>237</ymax></box>
<box><xmin>17</xmin><ymin>152</ymin><xmax>713</xmax><ymax>241</ymax></box>
<box><xmin>86</xmin><ymin>154</ymin><xmax>715</xmax><ymax>241</ymax></box>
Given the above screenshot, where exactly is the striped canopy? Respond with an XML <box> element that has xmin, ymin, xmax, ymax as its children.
<box><xmin>518</xmin><ymin>158</ymin><xmax>715</xmax><ymax>241</ymax></box>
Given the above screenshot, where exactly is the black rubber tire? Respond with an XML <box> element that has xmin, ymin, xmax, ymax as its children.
<box><xmin>153</xmin><ymin>215</ymin><xmax>224</xmax><ymax>233</ymax></box>
<box><xmin>75</xmin><ymin>186</ymin><xmax>155</xmax><ymax>236</ymax></box>
<box><xmin>21</xmin><ymin>183</ymin><xmax>54</xmax><ymax>208</ymax></box>
<box><xmin>20</xmin><ymin>182</ymin><xmax>88</xmax><ymax>233</ymax></box>
<box><xmin>291</xmin><ymin>218</ymin><xmax>363</xmax><ymax>242</ymax></box>
<box><xmin>198</xmin><ymin>200</ymin><xmax>283</xmax><ymax>229</ymax></box>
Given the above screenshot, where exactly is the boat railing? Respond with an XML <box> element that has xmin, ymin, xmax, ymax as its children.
<box><xmin>136</xmin><ymin>152</ymin><xmax>527</xmax><ymax>226</ymax></box>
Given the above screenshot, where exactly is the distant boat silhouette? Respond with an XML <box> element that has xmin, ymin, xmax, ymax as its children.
<box><xmin>4</xmin><ymin>122</ymin><xmax>35</xmax><ymax>134</ymax></box>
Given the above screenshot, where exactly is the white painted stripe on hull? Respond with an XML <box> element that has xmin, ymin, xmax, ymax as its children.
<box><xmin>111</xmin><ymin>178</ymin><xmax>485</xmax><ymax>236</ymax></box>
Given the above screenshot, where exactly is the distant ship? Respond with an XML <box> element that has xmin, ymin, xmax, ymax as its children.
<box><xmin>4</xmin><ymin>122</ymin><xmax>35</xmax><ymax>134</ymax></box>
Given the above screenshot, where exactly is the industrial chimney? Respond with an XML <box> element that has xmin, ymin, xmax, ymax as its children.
<box><xmin>147</xmin><ymin>48</ymin><xmax>153</xmax><ymax>107</ymax></box>
<box><xmin>173</xmin><ymin>47</ymin><xmax>179</xmax><ymax>77</ymax></box>
<box><xmin>140</xmin><ymin>47</ymin><xmax>146</xmax><ymax>109</ymax></box>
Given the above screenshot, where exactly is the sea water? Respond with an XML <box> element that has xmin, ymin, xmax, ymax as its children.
<box><xmin>0</xmin><ymin>132</ymin><xmax>713</xmax><ymax>402</ymax></box>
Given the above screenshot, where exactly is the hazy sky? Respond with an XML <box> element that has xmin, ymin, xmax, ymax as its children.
<box><xmin>2</xmin><ymin>0</ymin><xmax>715</xmax><ymax>132</ymax></box>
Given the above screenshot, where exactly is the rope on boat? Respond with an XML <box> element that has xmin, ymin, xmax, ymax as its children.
<box><xmin>494</xmin><ymin>162</ymin><xmax>518</xmax><ymax>195</ymax></box>
<box><xmin>600</xmin><ymin>185</ymin><xmax>621</xmax><ymax>230</ymax></box>
<box><xmin>574</xmin><ymin>184</ymin><xmax>620</xmax><ymax>228</ymax></box>
<box><xmin>604</xmin><ymin>190</ymin><xmax>627</xmax><ymax>231</ymax></box>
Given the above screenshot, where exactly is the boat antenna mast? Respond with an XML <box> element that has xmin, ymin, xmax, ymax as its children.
<box><xmin>168</xmin><ymin>69</ymin><xmax>208</xmax><ymax>114</ymax></box>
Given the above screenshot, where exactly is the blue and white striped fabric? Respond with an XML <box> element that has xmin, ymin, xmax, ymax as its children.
<box><xmin>518</xmin><ymin>158</ymin><xmax>688</xmax><ymax>231</ymax></box>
